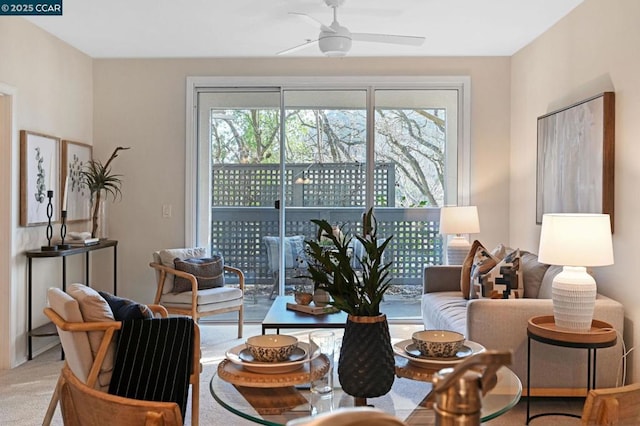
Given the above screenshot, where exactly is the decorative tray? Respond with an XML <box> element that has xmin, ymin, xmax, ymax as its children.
<box><xmin>527</xmin><ymin>316</ymin><xmax>617</xmax><ymax>344</ymax></box>
<box><xmin>217</xmin><ymin>353</ymin><xmax>330</xmax><ymax>388</ymax></box>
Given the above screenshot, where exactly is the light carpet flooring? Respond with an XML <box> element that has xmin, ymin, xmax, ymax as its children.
<box><xmin>0</xmin><ymin>323</ymin><xmax>584</xmax><ymax>425</ymax></box>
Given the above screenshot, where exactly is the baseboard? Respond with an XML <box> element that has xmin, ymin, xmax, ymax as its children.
<box><xmin>524</xmin><ymin>387</ymin><xmax>589</xmax><ymax>397</ymax></box>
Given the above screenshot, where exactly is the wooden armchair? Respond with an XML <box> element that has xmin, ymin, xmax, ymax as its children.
<box><xmin>43</xmin><ymin>286</ymin><xmax>200</xmax><ymax>426</ymax></box>
<box><xmin>150</xmin><ymin>247</ymin><xmax>244</xmax><ymax>338</ymax></box>
<box><xmin>60</xmin><ymin>364</ymin><xmax>183</xmax><ymax>426</ymax></box>
<box><xmin>581</xmin><ymin>382</ymin><xmax>640</xmax><ymax>425</ymax></box>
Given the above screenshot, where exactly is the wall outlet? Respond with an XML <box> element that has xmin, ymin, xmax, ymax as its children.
<box><xmin>162</xmin><ymin>204</ymin><xmax>172</xmax><ymax>218</ymax></box>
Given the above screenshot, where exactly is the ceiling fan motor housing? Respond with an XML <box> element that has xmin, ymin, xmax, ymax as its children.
<box><xmin>319</xmin><ymin>24</ymin><xmax>352</xmax><ymax>57</ymax></box>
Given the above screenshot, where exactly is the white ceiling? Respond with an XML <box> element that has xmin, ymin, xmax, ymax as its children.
<box><xmin>24</xmin><ymin>0</ymin><xmax>584</xmax><ymax>59</ymax></box>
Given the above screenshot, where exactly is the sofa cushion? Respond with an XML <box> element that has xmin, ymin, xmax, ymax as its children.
<box><xmin>520</xmin><ymin>251</ymin><xmax>551</xmax><ymax>298</ymax></box>
<box><xmin>173</xmin><ymin>255</ymin><xmax>225</xmax><ymax>293</ymax></box>
<box><xmin>155</xmin><ymin>247</ymin><xmax>208</xmax><ymax>294</ymax></box>
<box><xmin>421</xmin><ymin>291</ymin><xmax>468</xmax><ymax>336</ymax></box>
<box><xmin>538</xmin><ymin>265</ymin><xmax>564</xmax><ymax>299</ymax></box>
<box><xmin>476</xmin><ymin>249</ymin><xmax>524</xmax><ymax>299</ymax></box>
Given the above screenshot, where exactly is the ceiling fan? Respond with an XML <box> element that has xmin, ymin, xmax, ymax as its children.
<box><xmin>278</xmin><ymin>0</ymin><xmax>426</xmax><ymax>57</ymax></box>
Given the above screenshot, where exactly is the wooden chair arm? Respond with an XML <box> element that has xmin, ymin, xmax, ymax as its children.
<box><xmin>44</xmin><ymin>307</ymin><xmax>122</xmax><ymax>332</ymax></box>
<box><xmin>149</xmin><ymin>262</ymin><xmax>198</xmax><ymax>303</ymax></box>
<box><xmin>151</xmin><ymin>261</ymin><xmax>246</xmax><ymax>294</ymax></box>
<box><xmin>224</xmin><ymin>265</ymin><xmax>245</xmax><ymax>291</ymax></box>
<box><xmin>147</xmin><ymin>304</ymin><xmax>168</xmax><ymax>318</ymax></box>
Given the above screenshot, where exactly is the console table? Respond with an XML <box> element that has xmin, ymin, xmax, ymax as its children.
<box><xmin>26</xmin><ymin>239</ymin><xmax>118</xmax><ymax>360</ymax></box>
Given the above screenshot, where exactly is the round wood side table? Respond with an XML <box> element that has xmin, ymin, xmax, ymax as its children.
<box><xmin>525</xmin><ymin>315</ymin><xmax>617</xmax><ymax>425</ymax></box>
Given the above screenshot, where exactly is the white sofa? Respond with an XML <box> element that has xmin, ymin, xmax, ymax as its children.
<box><xmin>421</xmin><ymin>252</ymin><xmax>625</xmax><ymax>396</ymax></box>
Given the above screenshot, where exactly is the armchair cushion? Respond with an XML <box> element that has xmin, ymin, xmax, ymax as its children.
<box><xmin>98</xmin><ymin>291</ymin><xmax>153</xmax><ymax>321</ymax></box>
<box><xmin>47</xmin><ymin>288</ymin><xmax>94</xmax><ymax>385</ymax></box>
<box><xmin>66</xmin><ymin>284</ymin><xmax>116</xmax><ymax>389</ymax></box>
<box><xmin>263</xmin><ymin>235</ymin><xmax>307</xmax><ymax>271</ymax></box>
<box><xmin>155</xmin><ymin>247</ymin><xmax>207</xmax><ymax>294</ymax></box>
<box><xmin>173</xmin><ymin>255</ymin><xmax>224</xmax><ymax>293</ymax></box>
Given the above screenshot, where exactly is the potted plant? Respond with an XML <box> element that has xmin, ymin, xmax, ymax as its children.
<box><xmin>81</xmin><ymin>146</ymin><xmax>130</xmax><ymax>238</ymax></box>
<box><xmin>305</xmin><ymin>207</ymin><xmax>395</xmax><ymax>399</ymax></box>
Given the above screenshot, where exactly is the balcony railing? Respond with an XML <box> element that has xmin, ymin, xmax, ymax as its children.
<box><xmin>211</xmin><ymin>207</ymin><xmax>443</xmax><ymax>288</ymax></box>
<box><xmin>211</xmin><ymin>162</ymin><xmax>443</xmax><ymax>291</ymax></box>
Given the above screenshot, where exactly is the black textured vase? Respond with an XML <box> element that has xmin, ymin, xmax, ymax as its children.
<box><xmin>338</xmin><ymin>314</ymin><xmax>395</xmax><ymax>398</ymax></box>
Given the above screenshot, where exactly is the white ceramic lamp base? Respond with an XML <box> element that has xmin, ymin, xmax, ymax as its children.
<box><xmin>446</xmin><ymin>236</ymin><xmax>471</xmax><ymax>265</ymax></box>
<box><xmin>552</xmin><ymin>266</ymin><xmax>597</xmax><ymax>331</ymax></box>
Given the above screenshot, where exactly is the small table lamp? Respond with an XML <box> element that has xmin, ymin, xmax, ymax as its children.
<box><xmin>538</xmin><ymin>213</ymin><xmax>614</xmax><ymax>331</ymax></box>
<box><xmin>439</xmin><ymin>206</ymin><xmax>480</xmax><ymax>265</ymax></box>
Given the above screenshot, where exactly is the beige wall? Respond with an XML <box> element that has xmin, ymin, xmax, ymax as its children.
<box><xmin>0</xmin><ymin>18</ymin><xmax>93</xmax><ymax>367</ymax></box>
<box><xmin>1</xmin><ymin>19</ymin><xmax>513</xmax><ymax>367</ymax></box>
<box><xmin>510</xmin><ymin>0</ymin><xmax>640</xmax><ymax>381</ymax></box>
<box><xmin>92</xmin><ymin>57</ymin><xmax>512</xmax><ymax>306</ymax></box>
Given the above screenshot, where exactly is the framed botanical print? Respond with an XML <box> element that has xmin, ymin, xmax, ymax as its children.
<box><xmin>61</xmin><ymin>140</ymin><xmax>92</xmax><ymax>222</ymax></box>
<box><xmin>20</xmin><ymin>131</ymin><xmax>61</xmax><ymax>226</ymax></box>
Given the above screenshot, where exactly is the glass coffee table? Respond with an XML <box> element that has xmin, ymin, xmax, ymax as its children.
<box><xmin>210</xmin><ymin>360</ymin><xmax>522</xmax><ymax>425</ymax></box>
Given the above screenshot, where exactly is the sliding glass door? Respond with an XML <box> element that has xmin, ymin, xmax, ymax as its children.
<box><xmin>192</xmin><ymin>77</ymin><xmax>469</xmax><ymax>322</ymax></box>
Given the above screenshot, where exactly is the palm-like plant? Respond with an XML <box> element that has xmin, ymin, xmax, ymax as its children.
<box><xmin>81</xmin><ymin>146</ymin><xmax>130</xmax><ymax>238</ymax></box>
<box><xmin>305</xmin><ymin>208</ymin><xmax>393</xmax><ymax>316</ymax></box>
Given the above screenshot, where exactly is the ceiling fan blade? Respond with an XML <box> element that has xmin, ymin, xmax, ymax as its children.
<box><xmin>288</xmin><ymin>12</ymin><xmax>335</xmax><ymax>33</ymax></box>
<box><xmin>352</xmin><ymin>33</ymin><xmax>425</xmax><ymax>46</ymax></box>
<box><xmin>276</xmin><ymin>39</ymin><xmax>319</xmax><ymax>56</ymax></box>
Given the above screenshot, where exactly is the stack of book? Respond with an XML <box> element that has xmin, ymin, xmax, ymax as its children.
<box><xmin>54</xmin><ymin>232</ymin><xmax>100</xmax><ymax>246</ymax></box>
<box><xmin>286</xmin><ymin>302</ymin><xmax>339</xmax><ymax>315</ymax></box>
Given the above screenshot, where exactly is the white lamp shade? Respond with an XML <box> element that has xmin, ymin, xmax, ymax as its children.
<box><xmin>538</xmin><ymin>213</ymin><xmax>613</xmax><ymax>267</ymax></box>
<box><xmin>439</xmin><ymin>206</ymin><xmax>480</xmax><ymax>235</ymax></box>
<box><xmin>538</xmin><ymin>213</ymin><xmax>613</xmax><ymax>331</ymax></box>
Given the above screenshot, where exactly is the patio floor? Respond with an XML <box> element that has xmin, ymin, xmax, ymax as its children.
<box><xmin>203</xmin><ymin>284</ymin><xmax>423</xmax><ymax>324</ymax></box>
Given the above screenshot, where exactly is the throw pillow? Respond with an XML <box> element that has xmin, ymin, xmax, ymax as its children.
<box><xmin>468</xmin><ymin>244</ymin><xmax>505</xmax><ymax>299</ymax></box>
<box><xmin>157</xmin><ymin>247</ymin><xmax>208</xmax><ymax>294</ymax></box>
<box><xmin>98</xmin><ymin>291</ymin><xmax>153</xmax><ymax>321</ymax></box>
<box><xmin>173</xmin><ymin>255</ymin><xmax>225</xmax><ymax>293</ymax></box>
<box><xmin>461</xmin><ymin>241</ymin><xmax>505</xmax><ymax>299</ymax></box>
<box><xmin>476</xmin><ymin>249</ymin><xmax>524</xmax><ymax>299</ymax></box>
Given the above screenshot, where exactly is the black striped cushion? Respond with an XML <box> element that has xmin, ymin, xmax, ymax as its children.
<box><xmin>108</xmin><ymin>318</ymin><xmax>194</xmax><ymax>420</ymax></box>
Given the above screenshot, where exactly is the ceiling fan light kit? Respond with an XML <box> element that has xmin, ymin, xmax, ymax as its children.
<box><xmin>280</xmin><ymin>0</ymin><xmax>425</xmax><ymax>57</ymax></box>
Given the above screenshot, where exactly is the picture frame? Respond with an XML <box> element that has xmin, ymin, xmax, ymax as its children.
<box><xmin>61</xmin><ymin>140</ymin><xmax>93</xmax><ymax>222</ymax></box>
<box><xmin>20</xmin><ymin>131</ymin><xmax>61</xmax><ymax>227</ymax></box>
<box><xmin>536</xmin><ymin>92</ymin><xmax>615</xmax><ymax>231</ymax></box>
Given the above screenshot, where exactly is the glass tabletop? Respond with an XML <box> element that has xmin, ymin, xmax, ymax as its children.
<box><xmin>210</xmin><ymin>363</ymin><xmax>522</xmax><ymax>425</ymax></box>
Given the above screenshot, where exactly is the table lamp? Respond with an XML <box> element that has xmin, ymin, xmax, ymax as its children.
<box><xmin>538</xmin><ymin>213</ymin><xmax>614</xmax><ymax>331</ymax></box>
<box><xmin>439</xmin><ymin>206</ymin><xmax>480</xmax><ymax>265</ymax></box>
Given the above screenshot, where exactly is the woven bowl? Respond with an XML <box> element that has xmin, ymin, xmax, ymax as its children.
<box><xmin>412</xmin><ymin>330</ymin><xmax>465</xmax><ymax>358</ymax></box>
<box><xmin>294</xmin><ymin>291</ymin><xmax>313</xmax><ymax>305</ymax></box>
<box><xmin>246</xmin><ymin>334</ymin><xmax>298</xmax><ymax>362</ymax></box>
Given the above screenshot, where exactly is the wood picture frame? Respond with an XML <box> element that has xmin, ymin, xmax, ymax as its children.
<box><xmin>61</xmin><ymin>140</ymin><xmax>93</xmax><ymax>222</ymax></box>
<box><xmin>20</xmin><ymin>131</ymin><xmax>61</xmax><ymax>226</ymax></box>
<box><xmin>536</xmin><ymin>92</ymin><xmax>615</xmax><ymax>231</ymax></box>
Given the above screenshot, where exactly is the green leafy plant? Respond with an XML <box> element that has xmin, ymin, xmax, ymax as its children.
<box><xmin>81</xmin><ymin>146</ymin><xmax>130</xmax><ymax>237</ymax></box>
<box><xmin>304</xmin><ymin>208</ymin><xmax>393</xmax><ymax>316</ymax></box>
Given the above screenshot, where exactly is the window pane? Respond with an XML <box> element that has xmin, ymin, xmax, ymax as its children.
<box><xmin>283</xmin><ymin>89</ymin><xmax>367</xmax><ymax>208</ymax></box>
<box><xmin>374</xmin><ymin>89</ymin><xmax>458</xmax><ymax>208</ymax></box>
